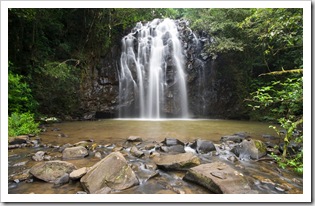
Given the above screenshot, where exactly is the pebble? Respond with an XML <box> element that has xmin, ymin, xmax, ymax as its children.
<box><xmin>275</xmin><ymin>186</ymin><xmax>285</xmax><ymax>192</ymax></box>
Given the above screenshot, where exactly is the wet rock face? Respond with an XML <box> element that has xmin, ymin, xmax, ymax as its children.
<box><xmin>80</xmin><ymin>152</ymin><xmax>139</xmax><ymax>193</ymax></box>
<box><xmin>29</xmin><ymin>160</ymin><xmax>77</xmax><ymax>183</ymax></box>
<box><xmin>79</xmin><ymin>45</ymin><xmax>120</xmax><ymax>118</ymax></box>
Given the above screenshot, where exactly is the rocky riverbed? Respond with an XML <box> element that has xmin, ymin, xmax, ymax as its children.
<box><xmin>8</xmin><ymin>122</ymin><xmax>303</xmax><ymax>194</ymax></box>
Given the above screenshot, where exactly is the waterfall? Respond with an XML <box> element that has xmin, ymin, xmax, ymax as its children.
<box><xmin>119</xmin><ymin>18</ymin><xmax>189</xmax><ymax>119</ymax></box>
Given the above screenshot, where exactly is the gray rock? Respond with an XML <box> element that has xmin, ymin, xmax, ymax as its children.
<box><xmin>184</xmin><ymin>161</ymin><xmax>257</xmax><ymax>194</ymax></box>
<box><xmin>160</xmin><ymin>145</ymin><xmax>185</xmax><ymax>153</ymax></box>
<box><xmin>221</xmin><ymin>135</ymin><xmax>245</xmax><ymax>143</ymax></box>
<box><xmin>32</xmin><ymin>151</ymin><xmax>46</xmax><ymax>161</ymax></box>
<box><xmin>80</xmin><ymin>152</ymin><xmax>139</xmax><ymax>193</ymax></box>
<box><xmin>43</xmin><ymin>155</ymin><xmax>52</xmax><ymax>161</ymax></box>
<box><xmin>54</xmin><ymin>173</ymin><xmax>70</xmax><ymax>186</ymax></box>
<box><xmin>76</xmin><ymin>191</ymin><xmax>87</xmax><ymax>194</ymax></box>
<box><xmin>59</xmin><ymin>143</ymin><xmax>73</xmax><ymax>152</ymax></box>
<box><xmin>13</xmin><ymin>161</ymin><xmax>28</xmax><ymax>167</ymax></box>
<box><xmin>191</xmin><ymin>139</ymin><xmax>216</xmax><ymax>154</ymax></box>
<box><xmin>231</xmin><ymin>139</ymin><xmax>267</xmax><ymax>160</ymax></box>
<box><xmin>29</xmin><ymin>160</ymin><xmax>76</xmax><ymax>183</ymax></box>
<box><xmin>9</xmin><ymin>136</ymin><xmax>28</xmax><ymax>145</ymax></box>
<box><xmin>153</xmin><ymin>152</ymin><xmax>200</xmax><ymax>171</ymax></box>
<box><xmin>130</xmin><ymin>146</ymin><xmax>144</xmax><ymax>158</ymax></box>
<box><xmin>94</xmin><ymin>187</ymin><xmax>112</xmax><ymax>194</ymax></box>
<box><xmin>127</xmin><ymin>136</ymin><xmax>143</xmax><ymax>142</ymax></box>
<box><xmin>161</xmin><ymin>138</ymin><xmax>185</xmax><ymax>146</ymax></box>
<box><xmin>94</xmin><ymin>152</ymin><xmax>102</xmax><ymax>159</ymax></box>
<box><xmin>69</xmin><ymin>167</ymin><xmax>88</xmax><ymax>180</ymax></box>
<box><xmin>62</xmin><ymin>146</ymin><xmax>89</xmax><ymax>160</ymax></box>
<box><xmin>83</xmin><ymin>112</ymin><xmax>95</xmax><ymax>120</ymax></box>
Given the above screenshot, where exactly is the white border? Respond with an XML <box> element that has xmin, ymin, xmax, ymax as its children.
<box><xmin>1</xmin><ymin>0</ymin><xmax>312</xmax><ymax>203</ymax></box>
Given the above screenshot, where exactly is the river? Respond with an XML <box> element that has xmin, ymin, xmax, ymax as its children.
<box><xmin>8</xmin><ymin>119</ymin><xmax>302</xmax><ymax>195</ymax></box>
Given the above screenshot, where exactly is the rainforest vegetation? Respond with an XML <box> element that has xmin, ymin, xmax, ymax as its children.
<box><xmin>8</xmin><ymin>8</ymin><xmax>303</xmax><ymax>173</ymax></box>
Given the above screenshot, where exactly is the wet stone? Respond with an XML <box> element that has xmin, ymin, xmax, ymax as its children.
<box><xmin>62</xmin><ymin>146</ymin><xmax>89</xmax><ymax>160</ymax></box>
<box><xmin>29</xmin><ymin>160</ymin><xmax>76</xmax><ymax>183</ymax></box>
<box><xmin>161</xmin><ymin>138</ymin><xmax>185</xmax><ymax>146</ymax></box>
<box><xmin>184</xmin><ymin>161</ymin><xmax>257</xmax><ymax>194</ymax></box>
<box><xmin>210</xmin><ymin>172</ymin><xmax>227</xmax><ymax>179</ymax></box>
<box><xmin>144</xmin><ymin>143</ymin><xmax>156</xmax><ymax>150</ymax></box>
<box><xmin>95</xmin><ymin>152</ymin><xmax>102</xmax><ymax>159</ymax></box>
<box><xmin>275</xmin><ymin>186</ymin><xmax>285</xmax><ymax>192</ymax></box>
<box><xmin>190</xmin><ymin>139</ymin><xmax>216</xmax><ymax>154</ymax></box>
<box><xmin>13</xmin><ymin>161</ymin><xmax>28</xmax><ymax>167</ymax></box>
<box><xmin>54</xmin><ymin>173</ymin><xmax>70</xmax><ymax>186</ymax></box>
<box><xmin>32</xmin><ymin>151</ymin><xmax>46</xmax><ymax>161</ymax></box>
<box><xmin>127</xmin><ymin>136</ymin><xmax>143</xmax><ymax>142</ymax></box>
<box><xmin>113</xmin><ymin>146</ymin><xmax>124</xmax><ymax>152</ymax></box>
<box><xmin>160</xmin><ymin>145</ymin><xmax>185</xmax><ymax>153</ymax></box>
<box><xmin>153</xmin><ymin>152</ymin><xmax>200</xmax><ymax>171</ymax></box>
<box><xmin>59</xmin><ymin>143</ymin><xmax>73</xmax><ymax>152</ymax></box>
<box><xmin>76</xmin><ymin>191</ymin><xmax>87</xmax><ymax>194</ymax></box>
<box><xmin>220</xmin><ymin>135</ymin><xmax>244</xmax><ymax>143</ymax></box>
<box><xmin>130</xmin><ymin>146</ymin><xmax>144</xmax><ymax>158</ymax></box>
<box><xmin>80</xmin><ymin>152</ymin><xmax>139</xmax><ymax>193</ymax></box>
<box><xmin>94</xmin><ymin>187</ymin><xmax>112</xmax><ymax>194</ymax></box>
<box><xmin>69</xmin><ymin>167</ymin><xmax>88</xmax><ymax>180</ymax></box>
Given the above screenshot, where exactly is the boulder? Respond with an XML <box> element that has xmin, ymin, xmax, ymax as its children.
<box><xmin>29</xmin><ymin>160</ymin><xmax>76</xmax><ymax>183</ymax></box>
<box><xmin>80</xmin><ymin>152</ymin><xmax>139</xmax><ymax>193</ymax></box>
<box><xmin>190</xmin><ymin>139</ymin><xmax>216</xmax><ymax>154</ymax></box>
<box><xmin>62</xmin><ymin>146</ymin><xmax>89</xmax><ymax>159</ymax></box>
<box><xmin>153</xmin><ymin>152</ymin><xmax>200</xmax><ymax>171</ymax></box>
<box><xmin>231</xmin><ymin>139</ymin><xmax>267</xmax><ymax>160</ymax></box>
<box><xmin>184</xmin><ymin>161</ymin><xmax>256</xmax><ymax>194</ymax></box>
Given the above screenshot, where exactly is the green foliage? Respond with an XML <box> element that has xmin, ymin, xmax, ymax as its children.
<box><xmin>32</xmin><ymin>60</ymin><xmax>80</xmax><ymax>115</ymax></box>
<box><xmin>248</xmin><ymin>75</ymin><xmax>302</xmax><ymax>121</ymax></box>
<box><xmin>184</xmin><ymin>8</ymin><xmax>252</xmax><ymax>58</ymax></box>
<box><xmin>248</xmin><ymin>74</ymin><xmax>303</xmax><ymax>173</ymax></box>
<box><xmin>241</xmin><ymin>8</ymin><xmax>303</xmax><ymax>72</ymax></box>
<box><xmin>8</xmin><ymin>68</ymin><xmax>38</xmax><ymax>114</ymax></box>
<box><xmin>271</xmin><ymin>149</ymin><xmax>303</xmax><ymax>175</ymax></box>
<box><xmin>8</xmin><ymin>112</ymin><xmax>40</xmax><ymax>138</ymax></box>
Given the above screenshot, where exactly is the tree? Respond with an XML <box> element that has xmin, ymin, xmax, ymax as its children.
<box><xmin>241</xmin><ymin>8</ymin><xmax>303</xmax><ymax>73</ymax></box>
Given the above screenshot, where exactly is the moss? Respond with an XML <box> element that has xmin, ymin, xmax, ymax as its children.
<box><xmin>254</xmin><ymin>140</ymin><xmax>266</xmax><ymax>153</ymax></box>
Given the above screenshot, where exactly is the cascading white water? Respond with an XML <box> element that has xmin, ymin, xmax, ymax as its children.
<box><xmin>119</xmin><ymin>18</ymin><xmax>189</xmax><ymax>119</ymax></box>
